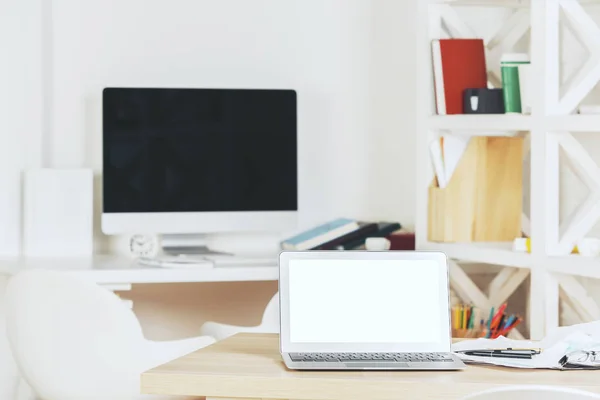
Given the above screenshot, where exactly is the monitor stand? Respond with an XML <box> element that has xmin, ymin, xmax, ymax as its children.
<box><xmin>160</xmin><ymin>234</ymin><xmax>232</xmax><ymax>256</ymax></box>
<box><xmin>157</xmin><ymin>233</ymin><xmax>279</xmax><ymax>267</ymax></box>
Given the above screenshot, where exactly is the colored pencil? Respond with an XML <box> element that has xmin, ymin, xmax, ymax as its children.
<box><xmin>503</xmin><ymin>315</ymin><xmax>516</xmax><ymax>331</ymax></box>
<box><xmin>491</xmin><ymin>303</ymin><xmax>507</xmax><ymax>330</ymax></box>
<box><xmin>497</xmin><ymin>315</ymin><xmax>506</xmax><ymax>333</ymax></box>
<box><xmin>486</xmin><ymin>307</ymin><xmax>494</xmax><ymax>337</ymax></box>
<box><xmin>453</xmin><ymin>307</ymin><xmax>459</xmax><ymax>329</ymax></box>
<box><xmin>496</xmin><ymin>317</ymin><xmax>522</xmax><ymax>338</ymax></box>
<box><xmin>487</xmin><ymin>307</ymin><xmax>494</xmax><ymax>330</ymax></box>
<box><xmin>469</xmin><ymin>306</ymin><xmax>473</xmax><ymax>328</ymax></box>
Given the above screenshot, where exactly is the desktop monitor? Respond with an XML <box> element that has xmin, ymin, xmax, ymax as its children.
<box><xmin>101</xmin><ymin>88</ymin><xmax>298</xmax><ymax>235</ymax></box>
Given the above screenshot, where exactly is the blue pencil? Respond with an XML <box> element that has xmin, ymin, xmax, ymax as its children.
<box><xmin>503</xmin><ymin>315</ymin><xmax>516</xmax><ymax>330</ymax></box>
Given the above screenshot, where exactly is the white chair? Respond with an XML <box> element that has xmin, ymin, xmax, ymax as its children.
<box><xmin>200</xmin><ymin>292</ymin><xmax>279</xmax><ymax>340</ymax></box>
<box><xmin>0</xmin><ymin>278</ymin><xmax>20</xmax><ymax>400</ymax></box>
<box><xmin>5</xmin><ymin>270</ymin><xmax>215</xmax><ymax>400</ymax></box>
<box><xmin>464</xmin><ymin>385</ymin><xmax>600</xmax><ymax>400</ymax></box>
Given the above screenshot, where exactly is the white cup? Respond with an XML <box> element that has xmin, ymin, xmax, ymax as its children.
<box><xmin>365</xmin><ymin>237</ymin><xmax>391</xmax><ymax>251</ymax></box>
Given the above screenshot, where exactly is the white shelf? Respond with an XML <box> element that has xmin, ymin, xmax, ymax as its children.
<box><xmin>432</xmin><ymin>0</ymin><xmax>600</xmax><ymax>7</ymax></box>
<box><xmin>418</xmin><ymin>242</ymin><xmax>532</xmax><ymax>269</ymax></box>
<box><xmin>429</xmin><ymin>115</ymin><xmax>600</xmax><ymax>133</ymax></box>
<box><xmin>546</xmin><ymin>115</ymin><xmax>600</xmax><ymax>132</ymax></box>
<box><xmin>546</xmin><ymin>255</ymin><xmax>600</xmax><ymax>279</ymax></box>
<box><xmin>0</xmin><ymin>256</ymin><xmax>279</xmax><ymax>285</ymax></box>
<box><xmin>432</xmin><ymin>0</ymin><xmax>530</xmax><ymax>8</ymax></box>
<box><xmin>420</xmin><ymin>242</ymin><xmax>600</xmax><ymax>277</ymax></box>
<box><xmin>428</xmin><ymin>115</ymin><xmax>531</xmax><ymax>132</ymax></box>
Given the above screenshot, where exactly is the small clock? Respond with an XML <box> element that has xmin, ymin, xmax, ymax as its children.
<box><xmin>129</xmin><ymin>234</ymin><xmax>159</xmax><ymax>258</ymax></box>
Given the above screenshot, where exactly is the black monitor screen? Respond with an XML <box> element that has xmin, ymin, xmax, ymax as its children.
<box><xmin>103</xmin><ymin>88</ymin><xmax>297</xmax><ymax>213</ymax></box>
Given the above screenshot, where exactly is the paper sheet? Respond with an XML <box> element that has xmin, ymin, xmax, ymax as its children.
<box><xmin>452</xmin><ymin>321</ymin><xmax>600</xmax><ymax>369</ymax></box>
<box><xmin>429</xmin><ymin>135</ymin><xmax>469</xmax><ymax>189</ymax></box>
<box><xmin>429</xmin><ymin>139</ymin><xmax>447</xmax><ymax>188</ymax></box>
<box><xmin>442</xmin><ymin>135</ymin><xmax>470</xmax><ymax>184</ymax></box>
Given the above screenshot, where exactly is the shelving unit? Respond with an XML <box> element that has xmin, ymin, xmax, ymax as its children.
<box><xmin>428</xmin><ymin>115</ymin><xmax>532</xmax><ymax>131</ymax></box>
<box><xmin>419</xmin><ymin>242</ymin><xmax>533</xmax><ymax>269</ymax></box>
<box><xmin>417</xmin><ymin>0</ymin><xmax>600</xmax><ymax>339</ymax></box>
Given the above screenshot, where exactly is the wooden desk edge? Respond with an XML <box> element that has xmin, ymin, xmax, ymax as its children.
<box><xmin>140</xmin><ymin>333</ymin><xmax>600</xmax><ymax>400</ymax></box>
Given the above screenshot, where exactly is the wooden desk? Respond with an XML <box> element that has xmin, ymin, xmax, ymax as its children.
<box><xmin>141</xmin><ymin>333</ymin><xmax>600</xmax><ymax>400</ymax></box>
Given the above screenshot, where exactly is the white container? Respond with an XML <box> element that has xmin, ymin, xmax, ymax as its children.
<box><xmin>518</xmin><ymin>64</ymin><xmax>532</xmax><ymax>115</ymax></box>
<box><xmin>365</xmin><ymin>237</ymin><xmax>391</xmax><ymax>251</ymax></box>
<box><xmin>23</xmin><ymin>169</ymin><xmax>94</xmax><ymax>257</ymax></box>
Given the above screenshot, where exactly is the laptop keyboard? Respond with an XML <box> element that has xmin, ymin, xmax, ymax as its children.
<box><xmin>289</xmin><ymin>352</ymin><xmax>454</xmax><ymax>363</ymax></box>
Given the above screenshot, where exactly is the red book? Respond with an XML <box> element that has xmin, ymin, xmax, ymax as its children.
<box><xmin>432</xmin><ymin>39</ymin><xmax>488</xmax><ymax>115</ymax></box>
<box><xmin>387</xmin><ymin>230</ymin><xmax>415</xmax><ymax>250</ymax></box>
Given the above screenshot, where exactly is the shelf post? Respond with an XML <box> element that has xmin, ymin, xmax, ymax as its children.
<box><xmin>528</xmin><ymin>0</ymin><xmax>561</xmax><ymax>340</ymax></box>
<box><xmin>415</xmin><ymin>1</ymin><xmax>439</xmax><ymax>249</ymax></box>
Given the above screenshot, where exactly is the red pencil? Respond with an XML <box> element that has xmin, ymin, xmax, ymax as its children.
<box><xmin>496</xmin><ymin>317</ymin><xmax>522</xmax><ymax>338</ymax></box>
<box><xmin>490</xmin><ymin>303</ymin><xmax>507</xmax><ymax>331</ymax></box>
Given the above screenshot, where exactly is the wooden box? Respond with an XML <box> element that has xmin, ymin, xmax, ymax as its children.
<box><xmin>428</xmin><ymin>136</ymin><xmax>523</xmax><ymax>242</ymax></box>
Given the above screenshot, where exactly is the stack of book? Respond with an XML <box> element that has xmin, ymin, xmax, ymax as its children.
<box><xmin>280</xmin><ymin>218</ymin><xmax>402</xmax><ymax>251</ymax></box>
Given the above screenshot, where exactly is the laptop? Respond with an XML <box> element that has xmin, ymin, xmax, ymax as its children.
<box><xmin>278</xmin><ymin>251</ymin><xmax>465</xmax><ymax>370</ymax></box>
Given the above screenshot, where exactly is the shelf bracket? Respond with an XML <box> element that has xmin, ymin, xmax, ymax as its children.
<box><xmin>555</xmin><ymin>0</ymin><xmax>600</xmax><ymax>114</ymax></box>
<box><xmin>489</xmin><ymin>268</ymin><xmax>530</xmax><ymax>306</ymax></box>
<box><xmin>555</xmin><ymin>132</ymin><xmax>600</xmax><ymax>254</ymax></box>
<box><xmin>557</xmin><ymin>274</ymin><xmax>600</xmax><ymax>323</ymax></box>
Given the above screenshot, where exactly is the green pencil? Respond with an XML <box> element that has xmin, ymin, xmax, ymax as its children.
<box><xmin>468</xmin><ymin>306</ymin><xmax>475</xmax><ymax>329</ymax></box>
<box><xmin>487</xmin><ymin>307</ymin><xmax>494</xmax><ymax>333</ymax></box>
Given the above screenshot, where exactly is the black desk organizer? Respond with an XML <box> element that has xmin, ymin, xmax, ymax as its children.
<box><xmin>464</xmin><ymin>88</ymin><xmax>505</xmax><ymax>114</ymax></box>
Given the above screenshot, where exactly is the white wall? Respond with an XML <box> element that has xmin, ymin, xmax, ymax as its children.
<box><xmin>1</xmin><ymin>0</ymin><xmax>418</xmax><ymax>255</ymax></box>
<box><xmin>0</xmin><ymin>0</ymin><xmax>44</xmax><ymax>256</ymax></box>
<box><xmin>0</xmin><ymin>0</ymin><xmax>418</xmax><ymax>346</ymax></box>
<box><xmin>0</xmin><ymin>2</ymin><xmax>417</xmax><ymax>396</ymax></box>
<box><xmin>45</xmin><ymin>0</ymin><xmax>417</xmax><ymax>253</ymax></box>
<box><xmin>368</xmin><ymin>0</ymin><xmax>417</xmax><ymax>227</ymax></box>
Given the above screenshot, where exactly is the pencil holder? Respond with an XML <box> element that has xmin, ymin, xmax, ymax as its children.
<box><xmin>452</xmin><ymin>328</ymin><xmax>485</xmax><ymax>339</ymax></box>
<box><xmin>428</xmin><ymin>136</ymin><xmax>523</xmax><ymax>242</ymax></box>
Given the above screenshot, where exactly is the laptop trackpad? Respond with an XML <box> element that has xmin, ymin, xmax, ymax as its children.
<box><xmin>343</xmin><ymin>362</ymin><xmax>410</xmax><ymax>369</ymax></box>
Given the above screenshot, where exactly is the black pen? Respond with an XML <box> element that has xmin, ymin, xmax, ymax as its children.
<box><xmin>459</xmin><ymin>350</ymin><xmax>533</xmax><ymax>359</ymax></box>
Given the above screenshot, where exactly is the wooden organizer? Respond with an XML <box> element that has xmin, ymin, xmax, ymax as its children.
<box><xmin>428</xmin><ymin>136</ymin><xmax>523</xmax><ymax>242</ymax></box>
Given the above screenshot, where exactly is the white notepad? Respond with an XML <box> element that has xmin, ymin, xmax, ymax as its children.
<box><xmin>23</xmin><ymin>169</ymin><xmax>93</xmax><ymax>257</ymax></box>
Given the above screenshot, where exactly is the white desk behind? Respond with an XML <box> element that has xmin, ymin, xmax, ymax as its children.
<box><xmin>0</xmin><ymin>255</ymin><xmax>279</xmax><ymax>285</ymax></box>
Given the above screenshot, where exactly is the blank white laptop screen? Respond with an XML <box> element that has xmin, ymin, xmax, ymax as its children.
<box><xmin>288</xmin><ymin>259</ymin><xmax>442</xmax><ymax>344</ymax></box>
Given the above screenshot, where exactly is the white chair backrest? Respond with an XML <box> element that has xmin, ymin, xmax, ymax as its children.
<box><xmin>261</xmin><ymin>292</ymin><xmax>279</xmax><ymax>328</ymax></box>
<box><xmin>0</xmin><ymin>277</ymin><xmax>19</xmax><ymax>400</ymax></box>
<box><xmin>464</xmin><ymin>385</ymin><xmax>600</xmax><ymax>400</ymax></box>
<box><xmin>5</xmin><ymin>270</ymin><xmax>147</xmax><ymax>400</ymax></box>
